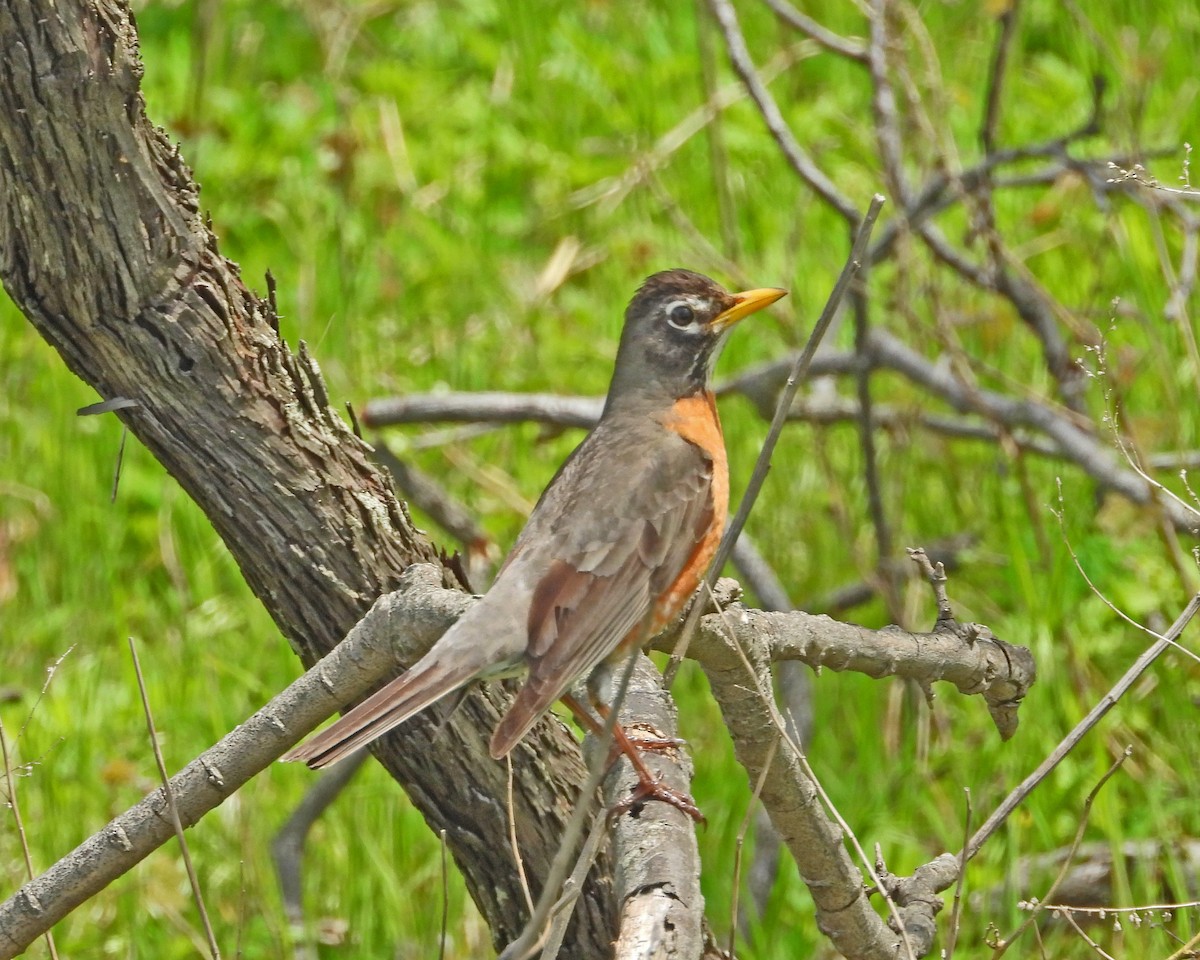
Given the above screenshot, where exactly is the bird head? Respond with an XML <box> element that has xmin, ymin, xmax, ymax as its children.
<box><xmin>606</xmin><ymin>269</ymin><xmax>787</xmax><ymax>412</ymax></box>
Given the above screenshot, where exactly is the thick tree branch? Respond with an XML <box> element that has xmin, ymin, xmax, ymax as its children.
<box><xmin>0</xmin><ymin>564</ymin><xmax>1033</xmax><ymax>955</ymax></box>
<box><xmin>0</xmin><ymin>567</ymin><xmax>470</xmax><ymax>957</ymax></box>
<box><xmin>0</xmin><ymin>2</ymin><xmax>615</xmax><ymax>953</ymax></box>
<box><xmin>689</xmin><ymin>593</ymin><xmax>934</xmax><ymax>958</ymax></box>
<box><xmin>672</xmin><ymin>595</ymin><xmax>1034</xmax><ymax>742</ymax></box>
<box><xmin>595</xmin><ymin>659</ymin><xmax>704</xmax><ymax>960</ymax></box>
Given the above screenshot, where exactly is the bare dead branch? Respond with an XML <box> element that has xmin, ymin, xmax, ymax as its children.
<box><xmin>685</xmin><ymin>585</ymin><xmax>955</xmax><ymax>958</ymax></box>
<box><xmin>961</xmin><ymin>595</ymin><xmax>1200</xmax><ymax>868</ymax></box>
<box><xmin>0</xmin><ymin>566</ymin><xmax>472</xmax><ymax>958</ymax></box>
<box><xmin>670</xmin><ymin>592</ymin><xmax>1034</xmax><ymax>741</ymax></box>
<box><xmin>594</xmin><ymin>658</ymin><xmax>704</xmax><ymax>960</ymax></box>
<box><xmin>666</xmin><ymin>194</ymin><xmax>886</xmax><ymax>685</ymax></box>
<box><xmin>0</xmin><ymin>560</ymin><xmax>1032</xmax><ymax>956</ymax></box>
<box><xmin>271</xmin><ymin>749</ymin><xmax>368</xmax><ymax>941</ymax></box>
<box><xmin>705</xmin><ymin>0</ymin><xmax>862</xmax><ymax>224</ymax></box>
<box><xmin>762</xmin><ymin>0</ymin><xmax>868</xmax><ymax>62</ymax></box>
<box><xmin>363</xmin><ymin>391</ymin><xmax>603</xmax><ymax>430</ymax></box>
<box><xmin>866</xmin><ymin>328</ymin><xmax>1200</xmax><ymax>534</ymax></box>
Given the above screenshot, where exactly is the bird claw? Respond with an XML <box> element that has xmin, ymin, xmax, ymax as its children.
<box><xmin>609</xmin><ymin>774</ymin><xmax>705</xmax><ymax>824</ymax></box>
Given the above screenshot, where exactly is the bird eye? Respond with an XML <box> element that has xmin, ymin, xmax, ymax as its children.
<box><xmin>666</xmin><ymin>302</ymin><xmax>696</xmax><ymax>329</ymax></box>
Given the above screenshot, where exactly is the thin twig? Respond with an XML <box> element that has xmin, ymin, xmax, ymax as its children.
<box><xmin>1041</xmin><ymin>898</ymin><xmax>1200</xmax><ymax>916</ymax></box>
<box><xmin>1057</xmin><ymin>909</ymin><xmax>1119</xmax><ymax>960</ymax></box>
<box><xmin>728</xmin><ymin>707</ymin><xmax>779</xmax><ymax>959</ymax></box>
<box><xmin>944</xmin><ymin>788</ymin><xmax>972</xmax><ymax>960</ymax></box>
<box><xmin>128</xmin><ymin>637</ymin><xmax>221</xmax><ymax>959</ymax></box>
<box><xmin>962</xmin><ymin>597</ymin><xmax>1200</xmax><ymax>864</ymax></box>
<box><xmin>992</xmin><ymin>747</ymin><xmax>1131</xmax><ymax>958</ymax></box>
<box><xmin>537</xmin><ymin>810</ymin><xmax>608</xmax><ymax>960</ymax></box>
<box><xmin>497</xmin><ymin>647</ymin><xmax>641</xmax><ymax>960</ymax></box>
<box><xmin>762</xmin><ymin>0</ymin><xmax>867</xmax><ymax>62</ymax></box>
<box><xmin>850</xmin><ymin>280</ymin><xmax>898</xmax><ymax>618</ymax></box>
<box><xmin>506</xmin><ymin>756</ymin><xmax>535</xmax><ymax>916</ymax></box>
<box><xmin>665</xmin><ymin>194</ymin><xmax>886</xmax><ymax>685</ymax></box>
<box><xmin>438</xmin><ymin>829</ymin><xmax>449</xmax><ymax>960</ymax></box>
<box><xmin>980</xmin><ymin>0</ymin><xmax>1021</xmax><ymax>155</ymax></box>
<box><xmin>706</xmin><ymin>0</ymin><xmax>861</xmax><ymax>224</ymax></box>
<box><xmin>0</xmin><ymin>720</ymin><xmax>59</xmax><ymax>960</ymax></box>
<box><xmin>907</xmin><ymin>548</ymin><xmax>954</xmax><ymax>624</ymax></box>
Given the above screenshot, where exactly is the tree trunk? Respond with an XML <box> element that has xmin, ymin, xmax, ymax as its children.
<box><xmin>0</xmin><ymin>1</ymin><xmax>615</xmax><ymax>953</ymax></box>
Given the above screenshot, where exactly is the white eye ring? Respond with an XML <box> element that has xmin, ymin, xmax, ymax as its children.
<box><xmin>665</xmin><ymin>300</ymin><xmax>701</xmax><ymax>332</ymax></box>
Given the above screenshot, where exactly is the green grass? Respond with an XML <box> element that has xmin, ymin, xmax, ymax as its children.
<box><xmin>3</xmin><ymin>0</ymin><xmax>1200</xmax><ymax>956</ymax></box>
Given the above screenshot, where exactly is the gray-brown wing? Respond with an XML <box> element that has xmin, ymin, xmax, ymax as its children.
<box><xmin>488</xmin><ymin>436</ymin><xmax>714</xmax><ymax>758</ymax></box>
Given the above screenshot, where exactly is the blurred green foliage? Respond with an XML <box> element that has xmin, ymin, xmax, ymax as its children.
<box><xmin>2</xmin><ymin>0</ymin><xmax>1199</xmax><ymax>956</ymax></box>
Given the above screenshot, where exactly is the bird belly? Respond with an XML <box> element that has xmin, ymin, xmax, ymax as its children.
<box><xmin>651</xmin><ymin>391</ymin><xmax>730</xmax><ymax>631</ymax></box>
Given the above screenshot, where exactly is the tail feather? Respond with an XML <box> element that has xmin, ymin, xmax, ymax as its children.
<box><xmin>489</xmin><ymin>676</ymin><xmax>560</xmax><ymax>759</ymax></box>
<box><xmin>283</xmin><ymin>657</ymin><xmax>480</xmax><ymax>769</ymax></box>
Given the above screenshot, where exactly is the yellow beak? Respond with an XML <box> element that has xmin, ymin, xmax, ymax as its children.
<box><xmin>712</xmin><ymin>287</ymin><xmax>788</xmax><ymax>330</ymax></box>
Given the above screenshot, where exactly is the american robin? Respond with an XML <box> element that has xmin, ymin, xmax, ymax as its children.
<box><xmin>284</xmin><ymin>270</ymin><xmax>786</xmax><ymax>809</ymax></box>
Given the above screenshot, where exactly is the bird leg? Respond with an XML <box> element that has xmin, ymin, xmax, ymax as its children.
<box><xmin>560</xmin><ymin>693</ymin><xmax>703</xmax><ymax>823</ymax></box>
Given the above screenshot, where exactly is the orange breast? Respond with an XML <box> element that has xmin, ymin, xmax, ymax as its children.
<box><xmin>653</xmin><ymin>391</ymin><xmax>729</xmax><ymax>627</ymax></box>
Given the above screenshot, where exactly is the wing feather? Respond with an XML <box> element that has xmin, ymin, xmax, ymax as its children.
<box><xmin>489</xmin><ymin>438</ymin><xmax>714</xmax><ymax>757</ymax></box>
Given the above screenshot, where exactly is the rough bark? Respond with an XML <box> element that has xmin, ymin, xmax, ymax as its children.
<box><xmin>0</xmin><ymin>1</ymin><xmax>615</xmax><ymax>954</ymax></box>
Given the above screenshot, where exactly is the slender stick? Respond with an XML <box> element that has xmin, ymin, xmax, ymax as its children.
<box><xmin>665</xmin><ymin>193</ymin><xmax>887</xmax><ymax>685</ymax></box>
<box><xmin>0</xmin><ymin>721</ymin><xmax>59</xmax><ymax>960</ymax></box>
<box><xmin>962</xmin><ymin>595</ymin><xmax>1200</xmax><ymax>862</ymax></box>
<box><xmin>128</xmin><ymin>638</ymin><xmax>221</xmax><ymax>959</ymax></box>
<box><xmin>497</xmin><ymin>648</ymin><xmax>641</xmax><ymax>960</ymax></box>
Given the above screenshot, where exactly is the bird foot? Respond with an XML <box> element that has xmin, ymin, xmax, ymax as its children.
<box><xmin>626</xmin><ymin>734</ymin><xmax>686</xmax><ymax>752</ymax></box>
<box><xmin>602</xmin><ymin>733</ymin><xmax>685</xmax><ymax>769</ymax></box>
<box><xmin>609</xmin><ymin>773</ymin><xmax>705</xmax><ymax>824</ymax></box>
<box><xmin>605</xmin><ymin>727</ymin><xmax>703</xmax><ymax>822</ymax></box>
